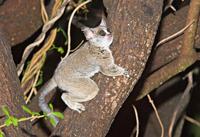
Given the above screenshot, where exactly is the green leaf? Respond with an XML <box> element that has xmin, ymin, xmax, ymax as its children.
<box><xmin>49</xmin><ymin>103</ymin><xmax>54</xmax><ymax>111</ymax></box>
<box><xmin>57</xmin><ymin>28</ymin><xmax>67</xmax><ymax>41</ymax></box>
<box><xmin>5</xmin><ymin>119</ymin><xmax>12</xmax><ymax>126</ymax></box>
<box><xmin>10</xmin><ymin>116</ymin><xmax>18</xmax><ymax>127</ymax></box>
<box><xmin>49</xmin><ymin>117</ymin><xmax>56</xmax><ymax>127</ymax></box>
<box><xmin>52</xmin><ymin>112</ymin><xmax>64</xmax><ymax>119</ymax></box>
<box><xmin>32</xmin><ymin>112</ymin><xmax>40</xmax><ymax>116</ymax></box>
<box><xmin>0</xmin><ymin>130</ymin><xmax>4</xmax><ymax>137</ymax></box>
<box><xmin>57</xmin><ymin>47</ymin><xmax>64</xmax><ymax>54</ymax></box>
<box><xmin>2</xmin><ymin>106</ymin><xmax>10</xmax><ymax>117</ymax></box>
<box><xmin>57</xmin><ymin>27</ymin><xmax>68</xmax><ymax>45</ymax></box>
<box><xmin>22</xmin><ymin>105</ymin><xmax>32</xmax><ymax>115</ymax></box>
<box><xmin>50</xmin><ymin>44</ymin><xmax>65</xmax><ymax>55</ymax></box>
<box><xmin>49</xmin><ymin>44</ymin><xmax>56</xmax><ymax>51</ymax></box>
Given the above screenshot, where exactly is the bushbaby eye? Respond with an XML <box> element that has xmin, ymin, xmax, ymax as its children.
<box><xmin>98</xmin><ymin>30</ymin><xmax>106</xmax><ymax>36</ymax></box>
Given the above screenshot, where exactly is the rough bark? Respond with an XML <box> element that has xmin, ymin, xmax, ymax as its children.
<box><xmin>0</xmin><ymin>29</ymin><xmax>35</xmax><ymax>136</ymax></box>
<box><xmin>51</xmin><ymin>0</ymin><xmax>163</xmax><ymax>137</ymax></box>
<box><xmin>0</xmin><ymin>0</ymin><xmax>54</xmax><ymax>46</ymax></box>
<box><xmin>141</xmin><ymin>3</ymin><xmax>200</xmax><ymax>137</ymax></box>
<box><xmin>136</xmin><ymin>0</ymin><xmax>200</xmax><ymax>100</ymax></box>
<box><xmin>149</xmin><ymin>5</ymin><xmax>200</xmax><ymax>73</ymax></box>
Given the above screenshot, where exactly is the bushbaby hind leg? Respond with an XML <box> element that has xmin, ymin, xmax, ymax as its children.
<box><xmin>59</xmin><ymin>78</ymin><xmax>99</xmax><ymax>112</ymax></box>
<box><xmin>61</xmin><ymin>93</ymin><xmax>86</xmax><ymax>113</ymax></box>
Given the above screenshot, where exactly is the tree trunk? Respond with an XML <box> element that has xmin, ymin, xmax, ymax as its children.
<box><xmin>51</xmin><ymin>0</ymin><xmax>163</xmax><ymax>136</ymax></box>
<box><xmin>0</xmin><ymin>29</ymin><xmax>35</xmax><ymax>137</ymax></box>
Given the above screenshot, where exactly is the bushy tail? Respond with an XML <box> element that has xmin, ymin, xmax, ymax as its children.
<box><xmin>39</xmin><ymin>78</ymin><xmax>59</xmax><ymax>126</ymax></box>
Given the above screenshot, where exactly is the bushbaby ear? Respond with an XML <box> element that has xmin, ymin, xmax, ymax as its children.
<box><xmin>100</xmin><ymin>18</ymin><xmax>106</xmax><ymax>27</ymax></box>
<box><xmin>81</xmin><ymin>27</ymin><xmax>94</xmax><ymax>40</ymax></box>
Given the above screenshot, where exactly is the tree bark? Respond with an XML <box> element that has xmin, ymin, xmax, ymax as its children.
<box><xmin>136</xmin><ymin>0</ymin><xmax>200</xmax><ymax>100</ymax></box>
<box><xmin>51</xmin><ymin>0</ymin><xmax>163</xmax><ymax>136</ymax></box>
<box><xmin>0</xmin><ymin>29</ymin><xmax>35</xmax><ymax>137</ymax></box>
<box><xmin>149</xmin><ymin>4</ymin><xmax>200</xmax><ymax>73</ymax></box>
<box><xmin>0</xmin><ymin>0</ymin><xmax>54</xmax><ymax>46</ymax></box>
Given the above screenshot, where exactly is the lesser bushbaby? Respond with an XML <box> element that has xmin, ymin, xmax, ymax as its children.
<box><xmin>39</xmin><ymin>18</ymin><xmax>129</xmax><ymax>125</ymax></box>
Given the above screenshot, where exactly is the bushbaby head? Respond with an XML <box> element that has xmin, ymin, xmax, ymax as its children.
<box><xmin>81</xmin><ymin>18</ymin><xmax>113</xmax><ymax>48</ymax></box>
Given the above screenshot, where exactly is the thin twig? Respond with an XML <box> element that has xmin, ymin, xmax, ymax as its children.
<box><xmin>63</xmin><ymin>0</ymin><xmax>92</xmax><ymax>60</ymax></box>
<box><xmin>23</xmin><ymin>80</ymin><xmax>34</xmax><ymax>96</ymax></box>
<box><xmin>156</xmin><ymin>20</ymin><xmax>194</xmax><ymax>48</ymax></box>
<box><xmin>185</xmin><ymin>115</ymin><xmax>200</xmax><ymax>127</ymax></box>
<box><xmin>147</xmin><ymin>94</ymin><xmax>164</xmax><ymax>137</ymax></box>
<box><xmin>165</xmin><ymin>4</ymin><xmax>176</xmax><ymax>12</ymax></box>
<box><xmin>0</xmin><ymin>113</ymin><xmax>53</xmax><ymax>129</ymax></box>
<box><xmin>164</xmin><ymin>0</ymin><xmax>185</xmax><ymax>12</ymax></box>
<box><xmin>132</xmin><ymin>105</ymin><xmax>139</xmax><ymax>137</ymax></box>
<box><xmin>21</xmin><ymin>56</ymin><xmax>45</xmax><ymax>87</ymax></box>
<box><xmin>25</xmin><ymin>69</ymin><xmax>41</xmax><ymax>104</ymax></box>
<box><xmin>130</xmin><ymin>127</ymin><xmax>137</xmax><ymax>137</ymax></box>
<box><xmin>17</xmin><ymin>0</ymin><xmax>70</xmax><ymax>76</ymax></box>
<box><xmin>168</xmin><ymin>72</ymin><xmax>193</xmax><ymax>137</ymax></box>
<box><xmin>70</xmin><ymin>40</ymin><xmax>84</xmax><ymax>52</ymax></box>
<box><xmin>52</xmin><ymin>0</ymin><xmax>63</xmax><ymax>17</ymax></box>
<box><xmin>0</xmin><ymin>115</ymin><xmax>44</xmax><ymax>129</ymax></box>
<box><xmin>21</xmin><ymin>29</ymin><xmax>56</xmax><ymax>98</ymax></box>
<box><xmin>22</xmin><ymin>30</ymin><xmax>56</xmax><ymax>78</ymax></box>
<box><xmin>40</xmin><ymin>0</ymin><xmax>49</xmax><ymax>23</ymax></box>
<box><xmin>164</xmin><ymin>0</ymin><xmax>185</xmax><ymax>11</ymax></box>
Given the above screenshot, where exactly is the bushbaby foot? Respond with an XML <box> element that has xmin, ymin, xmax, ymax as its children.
<box><xmin>61</xmin><ymin>93</ymin><xmax>86</xmax><ymax>113</ymax></box>
<box><xmin>72</xmin><ymin>102</ymin><xmax>86</xmax><ymax>113</ymax></box>
<box><xmin>123</xmin><ymin>69</ymin><xmax>129</xmax><ymax>78</ymax></box>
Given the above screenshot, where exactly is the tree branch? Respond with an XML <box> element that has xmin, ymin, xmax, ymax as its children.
<box><xmin>50</xmin><ymin>0</ymin><xmax>164</xmax><ymax>136</ymax></box>
<box><xmin>0</xmin><ymin>29</ymin><xmax>35</xmax><ymax>136</ymax></box>
<box><xmin>136</xmin><ymin>0</ymin><xmax>200</xmax><ymax>100</ymax></box>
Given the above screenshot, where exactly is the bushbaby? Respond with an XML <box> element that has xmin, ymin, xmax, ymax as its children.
<box><xmin>39</xmin><ymin>18</ymin><xmax>129</xmax><ymax>125</ymax></box>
